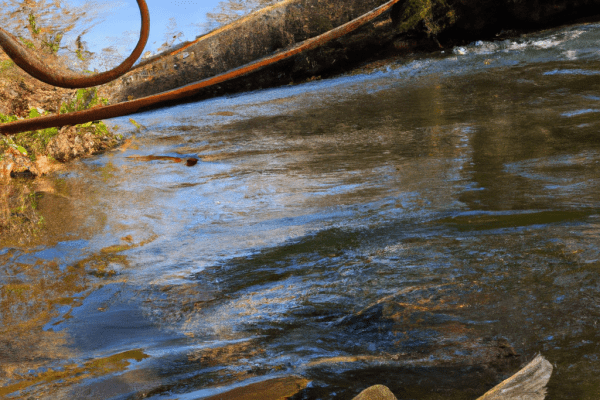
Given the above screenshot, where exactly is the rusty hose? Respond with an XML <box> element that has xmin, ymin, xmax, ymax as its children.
<box><xmin>0</xmin><ymin>0</ymin><xmax>149</xmax><ymax>89</ymax></box>
<box><xmin>0</xmin><ymin>0</ymin><xmax>401</xmax><ymax>136</ymax></box>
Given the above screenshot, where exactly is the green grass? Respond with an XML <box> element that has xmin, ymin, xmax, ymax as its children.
<box><xmin>0</xmin><ymin>88</ymin><xmax>115</xmax><ymax>160</ymax></box>
<box><xmin>0</xmin><ymin>60</ymin><xmax>14</xmax><ymax>72</ymax></box>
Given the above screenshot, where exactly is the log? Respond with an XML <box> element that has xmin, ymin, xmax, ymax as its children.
<box><xmin>476</xmin><ymin>354</ymin><xmax>553</xmax><ymax>400</ymax></box>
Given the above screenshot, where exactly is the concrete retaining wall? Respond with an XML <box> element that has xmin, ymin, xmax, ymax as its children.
<box><xmin>98</xmin><ymin>0</ymin><xmax>600</xmax><ymax>106</ymax></box>
<box><xmin>99</xmin><ymin>0</ymin><xmax>397</xmax><ymax>103</ymax></box>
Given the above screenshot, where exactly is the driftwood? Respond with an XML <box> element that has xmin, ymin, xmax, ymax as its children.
<box><xmin>351</xmin><ymin>354</ymin><xmax>553</xmax><ymax>400</ymax></box>
<box><xmin>476</xmin><ymin>354</ymin><xmax>553</xmax><ymax>400</ymax></box>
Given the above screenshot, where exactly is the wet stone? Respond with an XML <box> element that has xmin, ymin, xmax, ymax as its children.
<box><xmin>0</xmin><ymin>146</ymin><xmax>39</xmax><ymax>180</ymax></box>
<box><xmin>352</xmin><ymin>385</ymin><xmax>397</xmax><ymax>400</ymax></box>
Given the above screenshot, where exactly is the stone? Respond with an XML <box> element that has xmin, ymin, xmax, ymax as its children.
<box><xmin>34</xmin><ymin>155</ymin><xmax>63</xmax><ymax>176</ymax></box>
<box><xmin>352</xmin><ymin>385</ymin><xmax>397</xmax><ymax>400</ymax></box>
<box><xmin>202</xmin><ymin>376</ymin><xmax>310</xmax><ymax>400</ymax></box>
<box><xmin>45</xmin><ymin>126</ymin><xmax>106</xmax><ymax>163</ymax></box>
<box><xmin>0</xmin><ymin>146</ymin><xmax>39</xmax><ymax>179</ymax></box>
<box><xmin>46</xmin><ymin>125</ymin><xmax>79</xmax><ymax>162</ymax></box>
<box><xmin>0</xmin><ymin>157</ymin><xmax>14</xmax><ymax>182</ymax></box>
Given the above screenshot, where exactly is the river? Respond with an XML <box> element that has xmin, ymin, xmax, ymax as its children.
<box><xmin>2</xmin><ymin>21</ymin><xmax>600</xmax><ymax>399</ymax></box>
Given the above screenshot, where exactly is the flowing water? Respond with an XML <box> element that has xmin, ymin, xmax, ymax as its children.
<box><xmin>3</xmin><ymin>21</ymin><xmax>600</xmax><ymax>399</ymax></box>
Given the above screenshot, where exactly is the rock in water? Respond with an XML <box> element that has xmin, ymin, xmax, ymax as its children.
<box><xmin>201</xmin><ymin>376</ymin><xmax>309</xmax><ymax>400</ymax></box>
<box><xmin>352</xmin><ymin>385</ymin><xmax>397</xmax><ymax>400</ymax></box>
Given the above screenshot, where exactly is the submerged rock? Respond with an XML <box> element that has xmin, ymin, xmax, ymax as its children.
<box><xmin>201</xmin><ymin>376</ymin><xmax>309</xmax><ymax>400</ymax></box>
<box><xmin>351</xmin><ymin>354</ymin><xmax>552</xmax><ymax>400</ymax></box>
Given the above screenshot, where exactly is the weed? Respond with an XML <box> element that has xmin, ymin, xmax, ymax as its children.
<box><xmin>19</xmin><ymin>37</ymin><xmax>36</xmax><ymax>50</ymax></box>
<box><xmin>0</xmin><ymin>60</ymin><xmax>14</xmax><ymax>72</ymax></box>
<box><xmin>0</xmin><ymin>113</ymin><xmax>18</xmax><ymax>124</ymax></box>
<box><xmin>0</xmin><ymin>88</ymin><xmax>116</xmax><ymax>160</ymax></box>
<box><xmin>59</xmin><ymin>88</ymin><xmax>109</xmax><ymax>114</ymax></box>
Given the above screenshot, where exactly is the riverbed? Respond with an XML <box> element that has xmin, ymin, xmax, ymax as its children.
<box><xmin>2</xmin><ymin>21</ymin><xmax>600</xmax><ymax>399</ymax></box>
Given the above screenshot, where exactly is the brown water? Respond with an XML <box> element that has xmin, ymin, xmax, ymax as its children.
<box><xmin>2</xmin><ymin>22</ymin><xmax>600</xmax><ymax>399</ymax></box>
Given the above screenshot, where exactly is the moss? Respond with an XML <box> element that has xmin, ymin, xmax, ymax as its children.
<box><xmin>396</xmin><ymin>0</ymin><xmax>456</xmax><ymax>38</ymax></box>
<box><xmin>0</xmin><ymin>60</ymin><xmax>14</xmax><ymax>72</ymax></box>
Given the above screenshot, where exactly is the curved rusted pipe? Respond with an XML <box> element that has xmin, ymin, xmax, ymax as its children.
<box><xmin>0</xmin><ymin>0</ymin><xmax>401</xmax><ymax>136</ymax></box>
<box><xmin>0</xmin><ymin>0</ymin><xmax>149</xmax><ymax>89</ymax></box>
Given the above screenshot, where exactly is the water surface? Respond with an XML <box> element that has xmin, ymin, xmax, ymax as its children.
<box><xmin>3</xmin><ymin>21</ymin><xmax>600</xmax><ymax>399</ymax></box>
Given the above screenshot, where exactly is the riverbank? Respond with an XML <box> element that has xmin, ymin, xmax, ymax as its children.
<box><xmin>0</xmin><ymin>50</ymin><xmax>124</xmax><ymax>181</ymax></box>
<box><xmin>0</xmin><ymin>50</ymin><xmax>125</xmax><ymax>243</ymax></box>
<box><xmin>3</xmin><ymin>0</ymin><xmax>600</xmax><ymax>137</ymax></box>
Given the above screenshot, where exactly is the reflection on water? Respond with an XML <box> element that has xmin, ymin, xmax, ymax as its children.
<box><xmin>3</xmin><ymin>21</ymin><xmax>600</xmax><ymax>399</ymax></box>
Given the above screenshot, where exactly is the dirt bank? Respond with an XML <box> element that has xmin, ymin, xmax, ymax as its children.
<box><xmin>0</xmin><ymin>50</ymin><xmax>124</xmax><ymax>182</ymax></box>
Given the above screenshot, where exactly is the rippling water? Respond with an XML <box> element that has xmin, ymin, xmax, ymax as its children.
<box><xmin>3</xmin><ymin>21</ymin><xmax>600</xmax><ymax>399</ymax></box>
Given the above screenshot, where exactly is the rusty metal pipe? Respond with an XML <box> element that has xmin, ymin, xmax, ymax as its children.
<box><xmin>0</xmin><ymin>0</ymin><xmax>401</xmax><ymax>136</ymax></box>
<box><xmin>0</xmin><ymin>0</ymin><xmax>149</xmax><ymax>89</ymax></box>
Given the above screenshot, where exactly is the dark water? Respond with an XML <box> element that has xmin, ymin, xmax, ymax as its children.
<box><xmin>3</xmin><ymin>22</ymin><xmax>600</xmax><ymax>399</ymax></box>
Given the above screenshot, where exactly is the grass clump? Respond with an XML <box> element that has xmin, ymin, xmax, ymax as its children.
<box><xmin>0</xmin><ymin>87</ymin><xmax>115</xmax><ymax>161</ymax></box>
<box><xmin>59</xmin><ymin>87</ymin><xmax>109</xmax><ymax>114</ymax></box>
<box><xmin>0</xmin><ymin>60</ymin><xmax>14</xmax><ymax>72</ymax></box>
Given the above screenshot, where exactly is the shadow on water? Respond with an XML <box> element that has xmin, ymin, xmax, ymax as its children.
<box><xmin>4</xmin><ymin>22</ymin><xmax>600</xmax><ymax>399</ymax></box>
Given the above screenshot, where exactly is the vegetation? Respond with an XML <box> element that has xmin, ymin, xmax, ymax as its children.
<box><xmin>0</xmin><ymin>0</ymin><xmax>117</xmax><ymax>72</ymax></box>
<box><xmin>0</xmin><ymin>87</ymin><xmax>113</xmax><ymax>161</ymax></box>
<box><xmin>396</xmin><ymin>0</ymin><xmax>456</xmax><ymax>39</ymax></box>
<box><xmin>0</xmin><ymin>59</ymin><xmax>13</xmax><ymax>72</ymax></box>
<box><xmin>194</xmin><ymin>0</ymin><xmax>280</xmax><ymax>32</ymax></box>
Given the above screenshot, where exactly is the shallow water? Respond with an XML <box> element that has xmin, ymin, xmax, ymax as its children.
<box><xmin>3</xmin><ymin>21</ymin><xmax>600</xmax><ymax>399</ymax></box>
